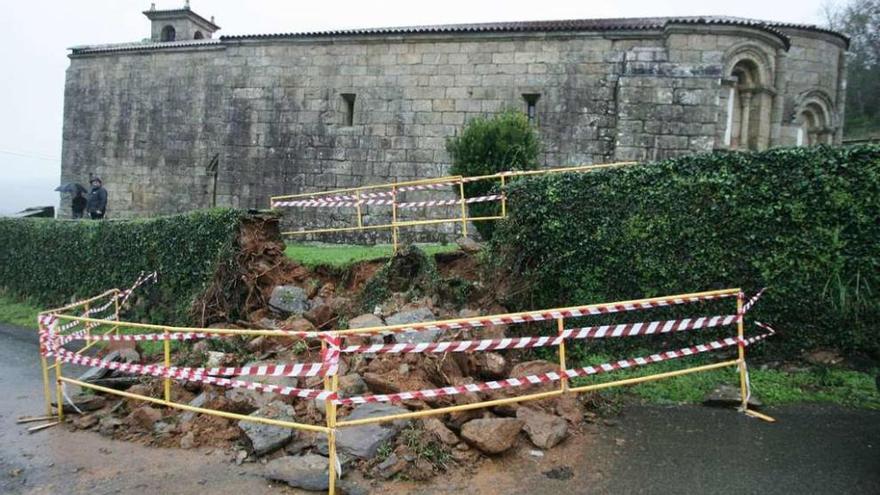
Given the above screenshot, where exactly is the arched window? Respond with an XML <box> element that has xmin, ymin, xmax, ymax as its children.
<box><xmin>728</xmin><ymin>59</ymin><xmax>761</xmax><ymax>150</ymax></box>
<box><xmin>722</xmin><ymin>44</ymin><xmax>775</xmax><ymax>151</ymax></box>
<box><xmin>796</xmin><ymin>101</ymin><xmax>831</xmax><ymax>146</ymax></box>
<box><xmin>161</xmin><ymin>25</ymin><xmax>176</xmax><ymax>42</ymax></box>
<box><xmin>193</xmin><ymin>31</ymin><xmax>204</xmax><ymax>40</ymax></box>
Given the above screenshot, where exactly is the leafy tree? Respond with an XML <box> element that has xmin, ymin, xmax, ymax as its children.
<box><xmin>446</xmin><ymin>110</ymin><xmax>541</xmax><ymax>240</ymax></box>
<box><xmin>824</xmin><ymin>0</ymin><xmax>880</xmax><ymax>137</ymax></box>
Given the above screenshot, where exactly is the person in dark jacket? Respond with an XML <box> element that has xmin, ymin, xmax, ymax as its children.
<box><xmin>86</xmin><ymin>177</ymin><xmax>108</xmax><ymax>220</ymax></box>
<box><xmin>71</xmin><ymin>190</ymin><xmax>87</xmax><ymax>219</ymax></box>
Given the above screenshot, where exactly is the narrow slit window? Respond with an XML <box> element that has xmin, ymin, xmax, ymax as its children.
<box><xmin>341</xmin><ymin>93</ymin><xmax>356</xmax><ymax>126</ymax></box>
<box><xmin>523</xmin><ymin>93</ymin><xmax>540</xmax><ymax>123</ymax></box>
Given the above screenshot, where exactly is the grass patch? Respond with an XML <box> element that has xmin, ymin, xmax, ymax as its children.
<box><xmin>0</xmin><ymin>291</ymin><xmax>42</xmax><ymax>329</ymax></box>
<box><xmin>284</xmin><ymin>242</ymin><xmax>459</xmax><ymax>268</ymax></box>
<box><xmin>570</xmin><ymin>352</ymin><xmax>880</xmax><ymax>410</ymax></box>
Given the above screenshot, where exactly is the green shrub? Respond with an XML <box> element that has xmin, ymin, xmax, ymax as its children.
<box><xmin>0</xmin><ymin>208</ymin><xmax>246</xmax><ymax>324</ymax></box>
<box><xmin>490</xmin><ymin>145</ymin><xmax>880</xmax><ymax>357</ymax></box>
<box><xmin>446</xmin><ymin>109</ymin><xmax>541</xmax><ymax>240</ymax></box>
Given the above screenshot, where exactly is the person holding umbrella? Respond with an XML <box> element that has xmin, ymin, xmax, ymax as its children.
<box><xmin>86</xmin><ymin>177</ymin><xmax>108</xmax><ymax>220</ymax></box>
<box><xmin>54</xmin><ymin>182</ymin><xmax>88</xmax><ymax>219</ymax></box>
<box><xmin>72</xmin><ymin>190</ymin><xmax>87</xmax><ymax>219</ymax></box>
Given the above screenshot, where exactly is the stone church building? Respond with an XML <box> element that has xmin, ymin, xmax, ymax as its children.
<box><xmin>60</xmin><ymin>5</ymin><xmax>848</xmax><ymax>218</ymax></box>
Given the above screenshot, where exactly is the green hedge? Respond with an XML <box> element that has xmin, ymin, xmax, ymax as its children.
<box><xmin>490</xmin><ymin>145</ymin><xmax>880</xmax><ymax>356</ymax></box>
<box><xmin>0</xmin><ymin>208</ymin><xmax>245</xmax><ymax>324</ymax></box>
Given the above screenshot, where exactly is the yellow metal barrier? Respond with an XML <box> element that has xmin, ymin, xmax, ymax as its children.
<box><xmin>37</xmin><ymin>286</ymin><xmax>773</xmax><ymax>495</ymax></box>
<box><xmin>271</xmin><ymin>161</ymin><xmax>637</xmax><ymax>252</ymax></box>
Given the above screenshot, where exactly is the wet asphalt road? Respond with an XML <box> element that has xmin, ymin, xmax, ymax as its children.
<box><xmin>593</xmin><ymin>403</ymin><xmax>880</xmax><ymax>494</ymax></box>
<box><xmin>1</xmin><ymin>323</ymin><xmax>878</xmax><ymax>494</ymax></box>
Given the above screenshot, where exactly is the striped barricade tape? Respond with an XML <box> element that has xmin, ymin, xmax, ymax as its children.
<box><xmin>342</xmin><ymin>291</ymin><xmax>739</xmax><ymax>337</ymax></box>
<box><xmin>340</xmin><ymin>314</ymin><xmax>738</xmax><ymax>354</ymax></box>
<box><xmin>69</xmin><ymin>331</ymin><xmax>227</xmax><ymax>342</ymax></box>
<box><xmin>397</xmin><ymin>194</ymin><xmax>501</xmax><ymax>209</ymax></box>
<box><xmin>333</xmin><ymin>326</ymin><xmax>775</xmax><ymax>405</ymax></box>
<box><xmin>271</xmin><ymin>181</ymin><xmax>463</xmax><ymax>208</ymax></box>
<box><xmin>321</xmin><ymin>335</ymin><xmax>342</xmax><ymax>377</ymax></box>
<box><xmin>564</xmin><ymin>330</ymin><xmax>773</xmax><ymax>379</ymax></box>
<box><xmin>169</xmin><ymin>362</ymin><xmax>327</xmax><ymax>378</ymax></box>
<box><xmin>47</xmin><ymin>347</ymin><xmax>333</xmax><ymax>400</ymax></box>
<box><xmin>272</xmin><ymin>193</ymin><xmax>500</xmax><ymax>209</ymax></box>
<box><xmin>742</xmin><ymin>288</ymin><xmax>766</xmax><ymax>315</ymax></box>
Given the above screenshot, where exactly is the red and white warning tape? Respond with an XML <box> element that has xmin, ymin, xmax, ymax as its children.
<box><xmin>340</xmin><ymin>314</ymin><xmax>737</xmax><ymax>354</ymax></box>
<box><xmin>70</xmin><ymin>332</ymin><xmax>226</xmax><ymax>342</ymax></box>
<box><xmin>333</xmin><ymin>327</ymin><xmax>775</xmax><ymax>405</ymax></box>
<box><xmin>397</xmin><ymin>195</ymin><xmax>501</xmax><ymax>209</ymax></box>
<box><xmin>742</xmin><ymin>288</ymin><xmax>766</xmax><ymax>315</ymax></box>
<box><xmin>272</xmin><ymin>194</ymin><xmax>501</xmax><ymax>209</ymax></box>
<box><xmin>50</xmin><ymin>347</ymin><xmax>332</xmax><ymax>399</ymax></box>
<box><xmin>271</xmin><ymin>181</ymin><xmax>466</xmax><ymax>208</ymax></box>
<box><xmin>344</xmin><ymin>291</ymin><xmax>738</xmax><ymax>337</ymax></box>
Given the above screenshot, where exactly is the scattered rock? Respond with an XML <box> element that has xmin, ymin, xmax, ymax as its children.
<box><xmin>703</xmin><ymin>384</ymin><xmax>763</xmax><ymax>408</ymax></box>
<box><xmin>554</xmin><ymin>394</ymin><xmax>584</xmax><ymax>426</ymax></box>
<box><xmin>348</xmin><ymin>314</ymin><xmax>384</xmax><ymax>330</ymax></box>
<box><xmin>318</xmin><ymin>283</ymin><xmax>336</xmax><ymax>299</ymax></box>
<box><xmin>362</xmin><ymin>373</ymin><xmax>400</xmax><ymax>394</ymax></box>
<box><xmin>528</xmin><ymin>449</ymin><xmax>544</xmax><ymax>458</ymax></box>
<box><xmin>226</xmin><ymin>361</ymin><xmax>300</xmax><ymax>410</ymax></box>
<box><xmin>264</xmin><ymin>454</ymin><xmax>362</xmax><ymax>493</ymax></box>
<box><xmin>72</xmin><ymin>414</ymin><xmax>99</xmax><ymax>430</ymax></box>
<box><xmin>477</xmin><ymin>352</ymin><xmax>507</xmax><ymax>378</ymax></box>
<box><xmin>508</xmin><ymin>360</ymin><xmax>559</xmax><ymax>395</ymax></box>
<box><xmin>52</xmin><ymin>394</ymin><xmax>106</xmax><ymax>413</ymax></box>
<box><xmin>456</xmin><ymin>236</ymin><xmax>482</xmax><ymax>254</ymax></box>
<box><xmin>205</xmin><ymin>351</ymin><xmax>226</xmax><ymax>368</ymax></box>
<box><xmin>517</xmin><ymin>407</ymin><xmax>568</xmax><ymax>449</ymax></box>
<box><xmin>543</xmin><ymin>466</ymin><xmax>574</xmax><ymax>480</ymax></box>
<box><xmin>280</xmin><ymin>317</ymin><xmax>316</xmax><ymax>334</ymax></box>
<box><xmin>77</xmin><ymin>349</ymin><xmax>138</xmax><ymax>383</ymax></box>
<box><xmin>238</xmin><ymin>401</ymin><xmax>297</xmax><ymax>456</ymax></box>
<box><xmin>180</xmin><ymin>390</ymin><xmax>215</xmax><ymax>423</ymax></box>
<box><xmin>422</xmin><ymin>417</ymin><xmax>459</xmax><ymax>445</ymax></box>
<box><xmin>258</xmin><ymin>318</ymin><xmax>279</xmax><ymax>330</ymax></box>
<box><xmin>128</xmin><ymin>405</ymin><xmax>162</xmax><ymax>430</ymax></box>
<box><xmin>460</xmin><ymin>417</ymin><xmax>524</xmax><ymax>454</ymax></box>
<box><xmin>405</xmin><ymin>457</ymin><xmax>436</xmax><ymax>481</ymax></box>
<box><xmin>246</xmin><ymin>336</ymin><xmax>269</xmax><ymax>353</ymax></box>
<box><xmin>180</xmin><ymin>431</ymin><xmax>195</xmax><ymax>449</ymax></box>
<box><xmin>373</xmin><ymin>453</ymin><xmax>406</xmax><ymax>480</ymax></box>
<box><xmin>386</xmin><ymin>307</ymin><xmax>437</xmax><ymax>344</ymax></box>
<box><xmin>98</xmin><ymin>417</ymin><xmax>123</xmax><ymax>437</ymax></box>
<box><xmin>304</xmin><ymin>298</ymin><xmax>334</xmax><ymax>327</ymax></box>
<box><xmin>304</xmin><ymin>279</ymin><xmax>321</xmax><ymax>299</ymax></box>
<box><xmin>268</xmin><ymin>285</ymin><xmax>310</xmax><ymax>316</ymax></box>
<box><xmin>332</xmin><ymin>403</ymin><xmax>410</xmax><ymax>459</ymax></box>
<box><xmin>338</xmin><ymin>374</ymin><xmax>368</xmax><ymax>396</ymax></box>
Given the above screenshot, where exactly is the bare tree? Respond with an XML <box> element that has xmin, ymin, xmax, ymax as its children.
<box><xmin>824</xmin><ymin>0</ymin><xmax>880</xmax><ymax>137</ymax></box>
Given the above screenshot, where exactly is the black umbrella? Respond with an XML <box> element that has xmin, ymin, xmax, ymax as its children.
<box><xmin>55</xmin><ymin>183</ymin><xmax>87</xmax><ymax>195</ymax></box>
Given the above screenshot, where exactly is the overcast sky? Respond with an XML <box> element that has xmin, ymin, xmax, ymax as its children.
<box><xmin>0</xmin><ymin>0</ymin><xmax>834</xmax><ymax>214</ymax></box>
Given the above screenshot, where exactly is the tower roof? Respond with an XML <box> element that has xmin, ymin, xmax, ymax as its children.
<box><xmin>143</xmin><ymin>6</ymin><xmax>220</xmax><ymax>31</ymax></box>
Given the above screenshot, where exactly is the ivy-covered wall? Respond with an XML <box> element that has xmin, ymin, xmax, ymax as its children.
<box><xmin>491</xmin><ymin>145</ymin><xmax>880</xmax><ymax>356</ymax></box>
<box><xmin>0</xmin><ymin>208</ymin><xmax>245</xmax><ymax>324</ymax></box>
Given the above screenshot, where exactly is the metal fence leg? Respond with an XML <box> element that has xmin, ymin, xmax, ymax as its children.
<box><xmin>557</xmin><ymin>317</ymin><xmax>568</xmax><ymax>392</ymax></box>
<box><xmin>458</xmin><ymin>178</ymin><xmax>468</xmax><ymax>237</ymax></box>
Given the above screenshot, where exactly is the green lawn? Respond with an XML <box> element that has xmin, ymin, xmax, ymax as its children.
<box><xmin>284</xmin><ymin>242</ymin><xmax>460</xmax><ymax>268</ymax></box>
<box><xmin>569</xmin><ymin>351</ymin><xmax>880</xmax><ymax>409</ymax></box>
<box><xmin>0</xmin><ymin>292</ymin><xmax>42</xmax><ymax>329</ymax></box>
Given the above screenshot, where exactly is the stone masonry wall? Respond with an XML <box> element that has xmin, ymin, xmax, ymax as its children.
<box><xmin>60</xmin><ymin>25</ymin><xmax>847</xmax><ymax>240</ymax></box>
